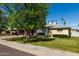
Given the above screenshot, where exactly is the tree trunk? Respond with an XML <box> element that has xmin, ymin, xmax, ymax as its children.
<box><xmin>10</xmin><ymin>30</ymin><xmax>12</xmax><ymax>35</ymax></box>
<box><xmin>25</xmin><ymin>30</ymin><xmax>31</xmax><ymax>39</ymax></box>
<box><xmin>24</xmin><ymin>30</ymin><xmax>27</xmax><ymax>35</ymax></box>
<box><xmin>25</xmin><ymin>29</ymin><xmax>34</xmax><ymax>39</ymax></box>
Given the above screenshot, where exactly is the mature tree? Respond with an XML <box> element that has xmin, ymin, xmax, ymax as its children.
<box><xmin>0</xmin><ymin>10</ymin><xmax>3</xmax><ymax>32</ymax></box>
<box><xmin>0</xmin><ymin>10</ymin><xmax>3</xmax><ymax>25</ymax></box>
<box><xmin>21</xmin><ymin>3</ymin><xmax>48</xmax><ymax>38</ymax></box>
<box><xmin>0</xmin><ymin>3</ymin><xmax>48</xmax><ymax>39</ymax></box>
<box><xmin>0</xmin><ymin>10</ymin><xmax>7</xmax><ymax>30</ymax></box>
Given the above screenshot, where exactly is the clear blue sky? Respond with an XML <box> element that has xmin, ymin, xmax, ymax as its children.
<box><xmin>46</xmin><ymin>3</ymin><xmax>79</xmax><ymax>29</ymax></box>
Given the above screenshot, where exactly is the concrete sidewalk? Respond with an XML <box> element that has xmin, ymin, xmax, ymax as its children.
<box><xmin>0</xmin><ymin>35</ymin><xmax>79</xmax><ymax>56</ymax></box>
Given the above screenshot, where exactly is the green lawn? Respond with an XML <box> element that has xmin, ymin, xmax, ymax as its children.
<box><xmin>5</xmin><ymin>37</ymin><xmax>79</xmax><ymax>53</ymax></box>
<box><xmin>30</xmin><ymin>37</ymin><xmax>79</xmax><ymax>53</ymax></box>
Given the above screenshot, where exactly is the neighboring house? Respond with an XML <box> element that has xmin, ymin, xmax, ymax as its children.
<box><xmin>33</xmin><ymin>21</ymin><xmax>71</xmax><ymax>38</ymax></box>
<box><xmin>0</xmin><ymin>29</ymin><xmax>25</xmax><ymax>35</ymax></box>
<box><xmin>71</xmin><ymin>29</ymin><xmax>79</xmax><ymax>37</ymax></box>
<box><xmin>47</xmin><ymin>26</ymin><xmax>71</xmax><ymax>38</ymax></box>
<box><xmin>45</xmin><ymin>21</ymin><xmax>71</xmax><ymax>38</ymax></box>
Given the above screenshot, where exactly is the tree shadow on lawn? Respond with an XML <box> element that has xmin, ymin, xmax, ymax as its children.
<box><xmin>3</xmin><ymin>37</ymin><xmax>55</xmax><ymax>43</ymax></box>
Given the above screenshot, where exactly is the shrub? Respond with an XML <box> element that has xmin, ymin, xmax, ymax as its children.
<box><xmin>53</xmin><ymin>34</ymin><xmax>68</xmax><ymax>38</ymax></box>
<box><xmin>4</xmin><ymin>36</ymin><xmax>54</xmax><ymax>43</ymax></box>
<box><xmin>26</xmin><ymin>36</ymin><xmax>54</xmax><ymax>42</ymax></box>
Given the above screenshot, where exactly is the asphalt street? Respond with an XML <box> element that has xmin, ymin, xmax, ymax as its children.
<box><xmin>0</xmin><ymin>43</ymin><xmax>35</xmax><ymax>56</ymax></box>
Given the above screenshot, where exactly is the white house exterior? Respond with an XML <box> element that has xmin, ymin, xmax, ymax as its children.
<box><xmin>45</xmin><ymin>21</ymin><xmax>71</xmax><ymax>37</ymax></box>
<box><xmin>48</xmin><ymin>27</ymin><xmax>71</xmax><ymax>37</ymax></box>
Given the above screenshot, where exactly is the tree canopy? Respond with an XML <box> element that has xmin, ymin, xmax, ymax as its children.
<box><xmin>0</xmin><ymin>3</ymin><xmax>49</xmax><ymax>38</ymax></box>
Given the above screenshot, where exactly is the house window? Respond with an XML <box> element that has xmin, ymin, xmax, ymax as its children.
<box><xmin>57</xmin><ymin>29</ymin><xmax>63</xmax><ymax>32</ymax></box>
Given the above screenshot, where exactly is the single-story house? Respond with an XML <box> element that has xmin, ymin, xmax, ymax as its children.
<box><xmin>34</xmin><ymin>26</ymin><xmax>71</xmax><ymax>38</ymax></box>
<box><xmin>0</xmin><ymin>29</ymin><xmax>25</xmax><ymax>35</ymax></box>
<box><xmin>45</xmin><ymin>26</ymin><xmax>71</xmax><ymax>38</ymax></box>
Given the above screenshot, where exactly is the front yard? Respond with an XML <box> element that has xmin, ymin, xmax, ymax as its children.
<box><xmin>4</xmin><ymin>37</ymin><xmax>79</xmax><ymax>53</ymax></box>
<box><xmin>30</xmin><ymin>37</ymin><xmax>79</xmax><ymax>53</ymax></box>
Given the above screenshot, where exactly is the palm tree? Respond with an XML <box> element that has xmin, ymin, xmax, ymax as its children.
<box><xmin>61</xmin><ymin>18</ymin><xmax>66</xmax><ymax>26</ymax></box>
<box><xmin>78</xmin><ymin>24</ymin><xmax>79</xmax><ymax>27</ymax></box>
